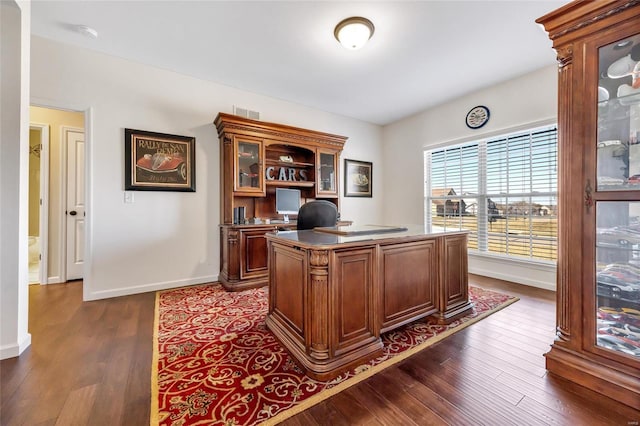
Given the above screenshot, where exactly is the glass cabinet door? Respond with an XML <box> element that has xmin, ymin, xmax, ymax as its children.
<box><xmin>234</xmin><ymin>138</ymin><xmax>264</xmax><ymax>194</ymax></box>
<box><xmin>595</xmin><ymin>202</ymin><xmax>640</xmax><ymax>358</ymax></box>
<box><xmin>597</xmin><ymin>34</ymin><xmax>640</xmax><ymax>191</ymax></box>
<box><xmin>317</xmin><ymin>150</ymin><xmax>338</xmax><ymax>197</ymax></box>
<box><xmin>595</xmin><ymin>34</ymin><xmax>640</xmax><ymax>359</ymax></box>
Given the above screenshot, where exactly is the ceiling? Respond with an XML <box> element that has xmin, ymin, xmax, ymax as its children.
<box><xmin>30</xmin><ymin>1</ymin><xmax>569</xmax><ymax>126</ymax></box>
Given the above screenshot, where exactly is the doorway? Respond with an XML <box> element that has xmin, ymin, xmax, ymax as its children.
<box><xmin>28</xmin><ymin>124</ymin><xmax>49</xmax><ymax>284</ymax></box>
<box><xmin>29</xmin><ymin>106</ymin><xmax>85</xmax><ymax>284</ymax></box>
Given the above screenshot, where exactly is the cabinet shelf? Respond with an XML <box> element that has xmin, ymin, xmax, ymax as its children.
<box><xmin>596</xmin><ymin>243</ymin><xmax>640</xmax><ymax>251</ymax></box>
<box><xmin>266</xmin><ymin>180</ymin><xmax>315</xmax><ymax>188</ymax></box>
<box><xmin>597</xmin><ymin>292</ymin><xmax>640</xmax><ymax>304</ymax></box>
<box><xmin>265</xmin><ymin>159</ymin><xmax>314</xmax><ymax>168</ymax></box>
<box><xmin>598</xmin><ymin>92</ymin><xmax>640</xmax><ymax>107</ymax></box>
<box><xmin>597</xmin><ymin>182</ymin><xmax>640</xmax><ymax>189</ymax></box>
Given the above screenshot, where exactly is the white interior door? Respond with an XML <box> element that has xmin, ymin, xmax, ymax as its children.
<box><xmin>65</xmin><ymin>129</ymin><xmax>85</xmax><ymax>280</ymax></box>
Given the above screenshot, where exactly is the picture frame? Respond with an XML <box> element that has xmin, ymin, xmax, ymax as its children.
<box><xmin>344</xmin><ymin>159</ymin><xmax>372</xmax><ymax>197</ymax></box>
<box><xmin>124</xmin><ymin>128</ymin><xmax>196</xmax><ymax>192</ymax></box>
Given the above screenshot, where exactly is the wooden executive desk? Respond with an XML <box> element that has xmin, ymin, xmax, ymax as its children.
<box><xmin>265</xmin><ymin>225</ymin><xmax>472</xmax><ymax>381</ymax></box>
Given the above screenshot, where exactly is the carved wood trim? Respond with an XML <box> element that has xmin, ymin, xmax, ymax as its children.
<box><xmin>222</xmin><ymin>123</ymin><xmax>346</xmax><ymax>148</ymax></box>
<box><xmin>309</xmin><ymin>249</ymin><xmax>329</xmax><ymax>360</ymax></box>
<box><xmin>215</xmin><ymin>113</ymin><xmax>347</xmax><ymax>149</ymax></box>
<box><xmin>547</xmin><ymin>1</ymin><xmax>640</xmax><ymax>41</ymax></box>
<box><xmin>556</xmin><ymin>45</ymin><xmax>573</xmax><ymax>68</ymax></box>
<box><xmin>226</xmin><ymin>230</ymin><xmax>240</xmax><ymax>280</ymax></box>
<box><xmin>555</xmin><ymin>55</ymin><xmax>573</xmax><ymax>343</ymax></box>
<box><xmin>310</xmin><ymin>250</ymin><xmax>329</xmax><ymax>267</ymax></box>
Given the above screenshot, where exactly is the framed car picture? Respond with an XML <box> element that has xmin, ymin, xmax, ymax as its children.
<box><xmin>344</xmin><ymin>158</ymin><xmax>372</xmax><ymax>197</ymax></box>
<box><xmin>124</xmin><ymin>128</ymin><xmax>196</xmax><ymax>192</ymax></box>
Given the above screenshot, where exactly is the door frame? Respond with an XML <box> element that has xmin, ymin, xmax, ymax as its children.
<box><xmin>29</xmin><ymin>122</ymin><xmax>50</xmax><ymax>285</ymax></box>
<box><xmin>30</xmin><ymin>99</ymin><xmax>93</xmax><ymax>299</ymax></box>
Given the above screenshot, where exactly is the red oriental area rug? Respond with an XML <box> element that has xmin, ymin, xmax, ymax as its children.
<box><xmin>151</xmin><ymin>284</ymin><xmax>517</xmax><ymax>426</ymax></box>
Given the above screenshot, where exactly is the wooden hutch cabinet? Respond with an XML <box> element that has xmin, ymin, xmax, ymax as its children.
<box><xmin>537</xmin><ymin>0</ymin><xmax>640</xmax><ymax>409</ymax></box>
<box><xmin>215</xmin><ymin>113</ymin><xmax>347</xmax><ymax>291</ymax></box>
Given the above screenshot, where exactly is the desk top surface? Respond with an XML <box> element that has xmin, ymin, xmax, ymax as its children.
<box><xmin>266</xmin><ymin>224</ymin><xmax>468</xmax><ymax>247</ymax></box>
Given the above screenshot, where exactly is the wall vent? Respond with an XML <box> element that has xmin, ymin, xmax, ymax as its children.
<box><xmin>233</xmin><ymin>105</ymin><xmax>260</xmax><ymax>120</ymax></box>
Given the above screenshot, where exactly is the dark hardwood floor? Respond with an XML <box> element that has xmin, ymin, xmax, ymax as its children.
<box><xmin>1</xmin><ymin>275</ymin><xmax>639</xmax><ymax>425</ymax></box>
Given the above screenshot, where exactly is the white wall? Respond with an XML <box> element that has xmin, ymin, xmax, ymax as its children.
<box><xmin>382</xmin><ymin>66</ymin><xmax>558</xmax><ymax>289</ymax></box>
<box><xmin>30</xmin><ymin>36</ymin><xmax>384</xmax><ymax>301</ymax></box>
<box><xmin>1</xmin><ymin>0</ymin><xmax>32</xmax><ymax>359</ymax></box>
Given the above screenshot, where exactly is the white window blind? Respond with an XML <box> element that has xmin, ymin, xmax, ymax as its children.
<box><xmin>424</xmin><ymin>125</ymin><xmax>557</xmax><ymax>261</ymax></box>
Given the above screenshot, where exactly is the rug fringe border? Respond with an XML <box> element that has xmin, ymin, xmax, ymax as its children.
<box><xmin>150</xmin><ymin>291</ymin><xmax>161</xmax><ymax>426</ymax></box>
<box><xmin>258</xmin><ymin>295</ymin><xmax>519</xmax><ymax>426</ymax></box>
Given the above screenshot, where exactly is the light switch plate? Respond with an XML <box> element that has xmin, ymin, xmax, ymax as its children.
<box><xmin>124</xmin><ymin>191</ymin><xmax>134</xmax><ymax>203</ymax></box>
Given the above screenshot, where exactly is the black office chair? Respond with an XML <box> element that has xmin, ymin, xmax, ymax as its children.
<box><xmin>296</xmin><ymin>200</ymin><xmax>338</xmax><ymax>230</ymax></box>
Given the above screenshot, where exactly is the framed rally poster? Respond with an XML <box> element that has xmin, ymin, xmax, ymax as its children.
<box><xmin>124</xmin><ymin>128</ymin><xmax>195</xmax><ymax>192</ymax></box>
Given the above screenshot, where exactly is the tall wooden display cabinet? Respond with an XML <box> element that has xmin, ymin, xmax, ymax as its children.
<box><xmin>537</xmin><ymin>0</ymin><xmax>640</xmax><ymax>409</ymax></box>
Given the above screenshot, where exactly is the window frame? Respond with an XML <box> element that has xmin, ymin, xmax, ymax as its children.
<box><xmin>424</xmin><ymin>122</ymin><xmax>558</xmax><ymax>265</ymax></box>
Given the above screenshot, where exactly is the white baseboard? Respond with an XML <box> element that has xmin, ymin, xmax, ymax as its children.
<box><xmin>46</xmin><ymin>276</ymin><xmax>63</xmax><ymax>284</ymax></box>
<box><xmin>83</xmin><ymin>274</ymin><xmax>219</xmax><ymax>301</ymax></box>
<box><xmin>467</xmin><ymin>252</ymin><xmax>556</xmax><ymax>291</ymax></box>
<box><xmin>0</xmin><ymin>333</ymin><xmax>32</xmax><ymax>360</ymax></box>
<box><xmin>469</xmin><ymin>265</ymin><xmax>556</xmax><ymax>291</ymax></box>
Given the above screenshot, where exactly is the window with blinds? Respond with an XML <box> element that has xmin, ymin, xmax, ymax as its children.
<box><xmin>424</xmin><ymin>125</ymin><xmax>557</xmax><ymax>261</ymax></box>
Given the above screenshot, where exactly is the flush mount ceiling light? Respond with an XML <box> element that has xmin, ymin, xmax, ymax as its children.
<box><xmin>334</xmin><ymin>17</ymin><xmax>374</xmax><ymax>50</ymax></box>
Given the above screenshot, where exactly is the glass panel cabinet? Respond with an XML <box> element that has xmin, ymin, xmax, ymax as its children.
<box><xmin>596</xmin><ymin>36</ymin><xmax>640</xmax><ymax>360</ymax></box>
<box><xmin>597</xmin><ymin>34</ymin><xmax>640</xmax><ymax>192</ymax></box>
<box><xmin>317</xmin><ymin>150</ymin><xmax>339</xmax><ymax>197</ymax></box>
<box><xmin>595</xmin><ymin>202</ymin><xmax>640</xmax><ymax>357</ymax></box>
<box><xmin>234</xmin><ymin>137</ymin><xmax>264</xmax><ymax>195</ymax></box>
<box><xmin>537</xmin><ymin>0</ymin><xmax>640</xmax><ymax>410</ymax></box>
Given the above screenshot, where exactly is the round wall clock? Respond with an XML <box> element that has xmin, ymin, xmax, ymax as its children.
<box><xmin>465</xmin><ymin>105</ymin><xmax>490</xmax><ymax>129</ymax></box>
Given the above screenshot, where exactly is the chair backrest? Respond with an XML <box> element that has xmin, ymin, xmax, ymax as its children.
<box><xmin>296</xmin><ymin>200</ymin><xmax>338</xmax><ymax>230</ymax></box>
